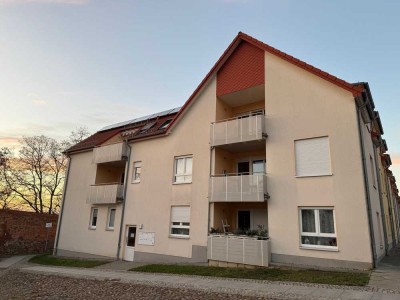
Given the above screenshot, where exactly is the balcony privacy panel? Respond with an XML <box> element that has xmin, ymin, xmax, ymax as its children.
<box><xmin>207</xmin><ymin>235</ymin><xmax>270</xmax><ymax>267</ymax></box>
<box><xmin>93</xmin><ymin>143</ymin><xmax>127</xmax><ymax>164</ymax></box>
<box><xmin>87</xmin><ymin>184</ymin><xmax>124</xmax><ymax>204</ymax></box>
<box><xmin>209</xmin><ymin>175</ymin><xmax>266</xmax><ymax>202</ymax></box>
<box><xmin>210</xmin><ymin>115</ymin><xmax>265</xmax><ymax>147</ymax></box>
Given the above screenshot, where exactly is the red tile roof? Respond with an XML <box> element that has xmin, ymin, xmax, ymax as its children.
<box><xmin>169</xmin><ymin>32</ymin><xmax>363</xmax><ymax>131</ymax></box>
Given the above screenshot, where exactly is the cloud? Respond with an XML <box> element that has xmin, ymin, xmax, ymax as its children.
<box><xmin>392</xmin><ymin>154</ymin><xmax>400</xmax><ymax>165</ymax></box>
<box><xmin>0</xmin><ymin>136</ymin><xmax>21</xmax><ymax>148</ymax></box>
<box><xmin>27</xmin><ymin>93</ymin><xmax>47</xmax><ymax>106</ymax></box>
<box><xmin>32</xmin><ymin>99</ymin><xmax>47</xmax><ymax>106</ymax></box>
<box><xmin>0</xmin><ymin>0</ymin><xmax>88</xmax><ymax>4</ymax></box>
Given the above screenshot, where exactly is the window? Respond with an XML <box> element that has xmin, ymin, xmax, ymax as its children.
<box><xmin>299</xmin><ymin>208</ymin><xmax>337</xmax><ymax>249</ymax></box>
<box><xmin>370</xmin><ymin>155</ymin><xmax>376</xmax><ymax>188</ymax></box>
<box><xmin>159</xmin><ymin>119</ymin><xmax>172</xmax><ymax>130</ymax></box>
<box><xmin>170</xmin><ymin>206</ymin><xmax>190</xmax><ymax>237</ymax></box>
<box><xmin>140</xmin><ymin>121</ymin><xmax>156</xmax><ymax>132</ymax></box>
<box><xmin>107</xmin><ymin>208</ymin><xmax>116</xmax><ymax>230</ymax></box>
<box><xmin>174</xmin><ymin>156</ymin><xmax>192</xmax><ymax>183</ymax></box>
<box><xmin>295</xmin><ymin>137</ymin><xmax>331</xmax><ymax>177</ymax></box>
<box><xmin>89</xmin><ymin>208</ymin><xmax>98</xmax><ymax>229</ymax></box>
<box><xmin>132</xmin><ymin>161</ymin><xmax>142</xmax><ymax>183</ymax></box>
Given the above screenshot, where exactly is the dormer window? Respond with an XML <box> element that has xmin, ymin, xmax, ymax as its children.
<box><xmin>159</xmin><ymin>119</ymin><xmax>172</xmax><ymax>130</ymax></box>
<box><xmin>140</xmin><ymin>121</ymin><xmax>156</xmax><ymax>132</ymax></box>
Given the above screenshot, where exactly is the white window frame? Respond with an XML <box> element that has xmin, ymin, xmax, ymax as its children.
<box><xmin>299</xmin><ymin>207</ymin><xmax>337</xmax><ymax>250</ymax></box>
<box><xmin>294</xmin><ymin>136</ymin><xmax>332</xmax><ymax>177</ymax></box>
<box><xmin>89</xmin><ymin>207</ymin><xmax>98</xmax><ymax>230</ymax></box>
<box><xmin>173</xmin><ymin>155</ymin><xmax>193</xmax><ymax>184</ymax></box>
<box><xmin>106</xmin><ymin>207</ymin><xmax>116</xmax><ymax>230</ymax></box>
<box><xmin>170</xmin><ymin>206</ymin><xmax>190</xmax><ymax>238</ymax></box>
<box><xmin>132</xmin><ymin>161</ymin><xmax>142</xmax><ymax>183</ymax></box>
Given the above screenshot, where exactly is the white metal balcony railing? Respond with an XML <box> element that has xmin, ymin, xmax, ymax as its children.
<box><xmin>210</xmin><ymin>115</ymin><xmax>266</xmax><ymax>147</ymax></box>
<box><xmin>207</xmin><ymin>235</ymin><xmax>270</xmax><ymax>267</ymax></box>
<box><xmin>209</xmin><ymin>174</ymin><xmax>268</xmax><ymax>202</ymax></box>
<box><xmin>86</xmin><ymin>183</ymin><xmax>124</xmax><ymax>205</ymax></box>
<box><xmin>93</xmin><ymin>142</ymin><xmax>128</xmax><ymax>164</ymax></box>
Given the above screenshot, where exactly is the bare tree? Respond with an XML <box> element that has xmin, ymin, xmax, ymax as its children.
<box><xmin>0</xmin><ymin>129</ymin><xmax>90</xmax><ymax>214</ymax></box>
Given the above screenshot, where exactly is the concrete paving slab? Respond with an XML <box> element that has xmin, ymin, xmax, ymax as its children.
<box><xmin>340</xmin><ymin>290</ymin><xmax>374</xmax><ymax>300</ymax></box>
<box><xmin>286</xmin><ymin>285</ymin><xmax>315</xmax><ymax>296</ymax></box>
<box><xmin>0</xmin><ymin>256</ymin><xmax>31</xmax><ymax>269</ymax></box>
<box><xmin>310</xmin><ymin>287</ymin><xmax>345</xmax><ymax>298</ymax></box>
<box><xmin>371</xmin><ymin>293</ymin><xmax>400</xmax><ymax>300</ymax></box>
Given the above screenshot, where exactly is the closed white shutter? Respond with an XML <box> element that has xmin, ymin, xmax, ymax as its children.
<box><xmin>295</xmin><ymin>137</ymin><xmax>331</xmax><ymax>177</ymax></box>
<box><xmin>171</xmin><ymin>206</ymin><xmax>190</xmax><ymax>223</ymax></box>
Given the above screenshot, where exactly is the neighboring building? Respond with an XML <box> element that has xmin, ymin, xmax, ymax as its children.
<box><xmin>54</xmin><ymin>32</ymin><xmax>400</xmax><ymax>270</ymax></box>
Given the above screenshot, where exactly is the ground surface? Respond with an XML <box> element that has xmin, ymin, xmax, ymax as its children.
<box><xmin>0</xmin><ymin>270</ymin><xmax>272</xmax><ymax>300</ymax></box>
<box><xmin>369</xmin><ymin>245</ymin><xmax>400</xmax><ymax>292</ymax></box>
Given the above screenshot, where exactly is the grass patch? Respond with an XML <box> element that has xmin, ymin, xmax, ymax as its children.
<box><xmin>29</xmin><ymin>254</ymin><xmax>109</xmax><ymax>268</ymax></box>
<box><xmin>131</xmin><ymin>264</ymin><xmax>370</xmax><ymax>286</ymax></box>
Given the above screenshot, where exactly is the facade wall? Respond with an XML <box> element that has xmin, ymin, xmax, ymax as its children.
<box><xmin>57</xmin><ymin>151</ymin><xmax>122</xmax><ymax>258</ymax></box>
<box><xmin>358</xmin><ymin>120</ymin><xmax>386</xmax><ymax>260</ymax></box>
<box><xmin>121</xmin><ymin>77</ymin><xmax>217</xmax><ymax>260</ymax></box>
<box><xmin>264</xmin><ymin>51</ymin><xmax>374</xmax><ymax>265</ymax></box>
<box><xmin>0</xmin><ymin>209</ymin><xmax>58</xmax><ymax>255</ymax></box>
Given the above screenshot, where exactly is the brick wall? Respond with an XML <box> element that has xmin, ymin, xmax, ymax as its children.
<box><xmin>0</xmin><ymin>209</ymin><xmax>58</xmax><ymax>255</ymax></box>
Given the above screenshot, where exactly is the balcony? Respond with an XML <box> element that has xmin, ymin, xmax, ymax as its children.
<box><xmin>86</xmin><ymin>183</ymin><xmax>124</xmax><ymax>205</ymax></box>
<box><xmin>93</xmin><ymin>142</ymin><xmax>128</xmax><ymax>164</ymax></box>
<box><xmin>210</xmin><ymin>115</ymin><xmax>266</xmax><ymax>150</ymax></box>
<box><xmin>207</xmin><ymin>235</ymin><xmax>270</xmax><ymax>267</ymax></box>
<box><xmin>209</xmin><ymin>174</ymin><xmax>268</xmax><ymax>202</ymax></box>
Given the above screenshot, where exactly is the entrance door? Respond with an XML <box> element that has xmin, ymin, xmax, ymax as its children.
<box><xmin>238</xmin><ymin>210</ymin><xmax>251</xmax><ymax>231</ymax></box>
<box><xmin>123</xmin><ymin>226</ymin><xmax>136</xmax><ymax>261</ymax></box>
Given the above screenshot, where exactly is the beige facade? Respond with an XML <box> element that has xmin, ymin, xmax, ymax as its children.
<box><xmin>54</xmin><ymin>33</ymin><xmax>400</xmax><ymax>269</ymax></box>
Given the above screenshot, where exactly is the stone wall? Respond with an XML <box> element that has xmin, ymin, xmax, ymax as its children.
<box><xmin>0</xmin><ymin>209</ymin><xmax>58</xmax><ymax>256</ymax></box>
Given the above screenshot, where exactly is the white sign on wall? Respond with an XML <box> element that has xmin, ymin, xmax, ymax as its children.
<box><xmin>45</xmin><ymin>223</ymin><xmax>52</xmax><ymax>228</ymax></box>
<box><xmin>138</xmin><ymin>232</ymin><xmax>155</xmax><ymax>246</ymax></box>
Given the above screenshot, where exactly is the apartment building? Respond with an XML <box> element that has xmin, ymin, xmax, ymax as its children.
<box><xmin>54</xmin><ymin>32</ymin><xmax>400</xmax><ymax>270</ymax></box>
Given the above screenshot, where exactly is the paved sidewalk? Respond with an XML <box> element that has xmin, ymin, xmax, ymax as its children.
<box><xmin>22</xmin><ymin>265</ymin><xmax>400</xmax><ymax>300</ymax></box>
<box><xmin>0</xmin><ymin>255</ymin><xmax>33</xmax><ymax>269</ymax></box>
<box><xmin>369</xmin><ymin>245</ymin><xmax>400</xmax><ymax>292</ymax></box>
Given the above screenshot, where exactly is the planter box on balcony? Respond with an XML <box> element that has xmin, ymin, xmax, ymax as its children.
<box><xmin>207</xmin><ymin>235</ymin><xmax>270</xmax><ymax>267</ymax></box>
<box><xmin>93</xmin><ymin>143</ymin><xmax>128</xmax><ymax>164</ymax></box>
<box><xmin>209</xmin><ymin>174</ymin><xmax>267</xmax><ymax>202</ymax></box>
<box><xmin>210</xmin><ymin>115</ymin><xmax>266</xmax><ymax>147</ymax></box>
<box><xmin>86</xmin><ymin>184</ymin><xmax>124</xmax><ymax>205</ymax></box>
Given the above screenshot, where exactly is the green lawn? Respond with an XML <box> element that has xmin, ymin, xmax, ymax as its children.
<box><xmin>131</xmin><ymin>264</ymin><xmax>370</xmax><ymax>286</ymax></box>
<box><xmin>29</xmin><ymin>254</ymin><xmax>109</xmax><ymax>268</ymax></box>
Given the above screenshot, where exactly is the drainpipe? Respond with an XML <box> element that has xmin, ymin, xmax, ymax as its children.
<box><xmin>53</xmin><ymin>155</ymin><xmax>72</xmax><ymax>256</ymax></box>
<box><xmin>116</xmin><ymin>140</ymin><xmax>131</xmax><ymax>260</ymax></box>
<box><xmin>372</xmin><ymin>143</ymin><xmax>389</xmax><ymax>255</ymax></box>
<box><xmin>356</xmin><ymin>102</ymin><xmax>377</xmax><ymax>268</ymax></box>
<box><xmin>386</xmin><ymin>179</ymin><xmax>397</xmax><ymax>248</ymax></box>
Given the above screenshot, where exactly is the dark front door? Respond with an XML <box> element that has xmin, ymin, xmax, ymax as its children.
<box><xmin>127</xmin><ymin>226</ymin><xmax>136</xmax><ymax>247</ymax></box>
<box><xmin>238</xmin><ymin>162</ymin><xmax>250</xmax><ymax>175</ymax></box>
<box><xmin>238</xmin><ymin>211</ymin><xmax>251</xmax><ymax>231</ymax></box>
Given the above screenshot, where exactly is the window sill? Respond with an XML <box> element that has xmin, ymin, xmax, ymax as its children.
<box><xmin>295</xmin><ymin>174</ymin><xmax>333</xmax><ymax>178</ymax></box>
<box><xmin>300</xmin><ymin>246</ymin><xmax>338</xmax><ymax>252</ymax></box>
<box><xmin>169</xmin><ymin>235</ymin><xmax>190</xmax><ymax>239</ymax></box>
<box><xmin>172</xmin><ymin>182</ymin><xmax>192</xmax><ymax>185</ymax></box>
<box><xmin>132</xmin><ymin>181</ymin><xmax>141</xmax><ymax>184</ymax></box>
<box><xmin>106</xmin><ymin>228</ymin><xmax>114</xmax><ymax>231</ymax></box>
<box><xmin>88</xmin><ymin>227</ymin><xmax>96</xmax><ymax>230</ymax></box>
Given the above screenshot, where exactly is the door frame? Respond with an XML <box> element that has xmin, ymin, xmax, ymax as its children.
<box><xmin>123</xmin><ymin>225</ymin><xmax>137</xmax><ymax>261</ymax></box>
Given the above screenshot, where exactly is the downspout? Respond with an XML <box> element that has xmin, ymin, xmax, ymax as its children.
<box><xmin>116</xmin><ymin>140</ymin><xmax>131</xmax><ymax>260</ymax></box>
<box><xmin>208</xmin><ymin>146</ymin><xmax>214</xmax><ymax>234</ymax></box>
<box><xmin>53</xmin><ymin>155</ymin><xmax>72</xmax><ymax>256</ymax></box>
<box><xmin>356</xmin><ymin>102</ymin><xmax>377</xmax><ymax>268</ymax></box>
<box><xmin>387</xmin><ymin>180</ymin><xmax>397</xmax><ymax>247</ymax></box>
<box><xmin>372</xmin><ymin>144</ymin><xmax>388</xmax><ymax>255</ymax></box>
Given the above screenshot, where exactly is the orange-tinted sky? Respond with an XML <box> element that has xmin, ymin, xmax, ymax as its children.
<box><xmin>0</xmin><ymin>0</ymin><xmax>399</xmax><ymax>180</ymax></box>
